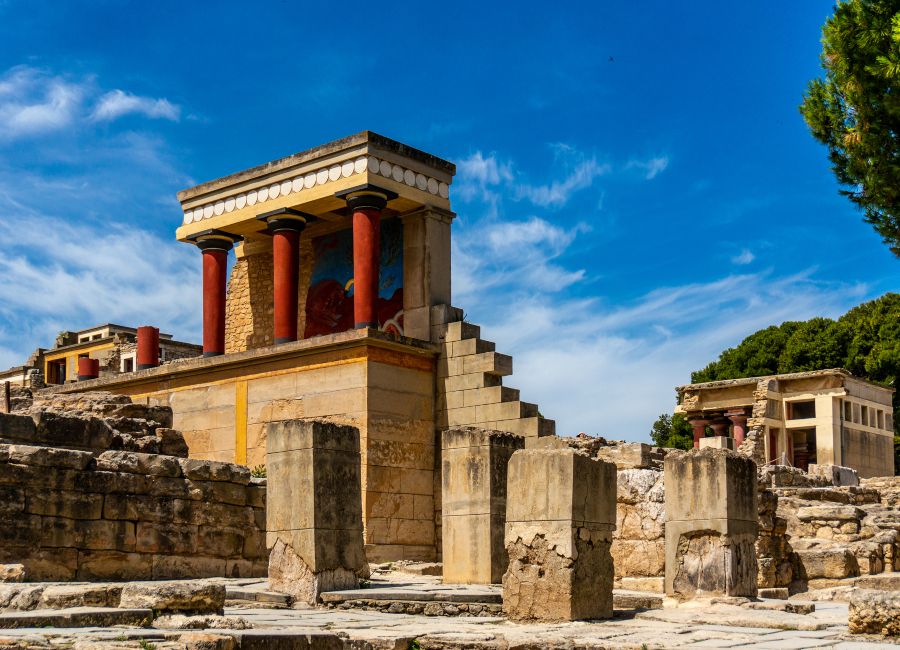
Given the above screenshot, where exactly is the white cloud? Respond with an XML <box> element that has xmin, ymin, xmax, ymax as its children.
<box><xmin>456</xmin><ymin>151</ymin><xmax>514</xmax><ymax>205</ymax></box>
<box><xmin>0</xmin><ymin>66</ymin><xmax>84</xmax><ymax>139</ymax></box>
<box><xmin>0</xmin><ymin>207</ymin><xmax>202</xmax><ymax>360</ymax></box>
<box><xmin>0</xmin><ymin>65</ymin><xmax>181</xmax><ymax>141</ymax></box>
<box><xmin>732</xmin><ymin>248</ymin><xmax>755</xmax><ymax>265</ymax></box>
<box><xmin>91</xmin><ymin>90</ymin><xmax>180</xmax><ymax>122</ymax></box>
<box><xmin>628</xmin><ymin>155</ymin><xmax>670</xmax><ymax>180</ymax></box>
<box><xmin>516</xmin><ymin>158</ymin><xmax>610</xmax><ymax>208</ymax></box>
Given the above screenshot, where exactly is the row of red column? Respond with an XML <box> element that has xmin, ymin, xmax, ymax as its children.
<box><xmin>689</xmin><ymin>410</ymin><xmax>748</xmax><ymax>448</ymax></box>
<box><xmin>190</xmin><ymin>184</ymin><xmax>397</xmax><ymax>357</ymax></box>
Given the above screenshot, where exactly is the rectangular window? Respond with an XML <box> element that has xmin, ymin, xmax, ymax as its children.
<box><xmin>853</xmin><ymin>403</ymin><xmax>860</xmax><ymax>424</ymax></box>
<box><xmin>843</xmin><ymin>400</ymin><xmax>852</xmax><ymax>421</ymax></box>
<box><xmin>787</xmin><ymin>400</ymin><xmax>816</xmax><ymax>420</ymax></box>
<box><xmin>92</xmin><ymin>334</ymin><xmax>101</xmax><ymax>340</ymax></box>
<box><xmin>887</xmin><ymin>413</ymin><xmax>895</xmax><ymax>431</ymax></box>
<box><xmin>122</xmin><ymin>358</ymin><xmax>134</xmax><ymax>373</ymax></box>
<box><xmin>861</xmin><ymin>405</ymin><xmax>868</xmax><ymax>426</ymax></box>
<box><xmin>878</xmin><ymin>410</ymin><xmax>884</xmax><ymax>430</ymax></box>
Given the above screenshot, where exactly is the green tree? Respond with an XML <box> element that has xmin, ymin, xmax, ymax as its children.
<box><xmin>650</xmin><ymin>412</ymin><xmax>694</xmax><ymax>450</ymax></box>
<box><xmin>800</xmin><ymin>0</ymin><xmax>900</xmax><ymax>256</ymax></box>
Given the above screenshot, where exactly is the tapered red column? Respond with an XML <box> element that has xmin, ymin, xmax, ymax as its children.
<box><xmin>136</xmin><ymin>326</ymin><xmax>159</xmax><ymax>369</ymax></box>
<box><xmin>689</xmin><ymin>417</ymin><xmax>709</xmax><ymax>449</ymax></box>
<box><xmin>726</xmin><ymin>410</ymin><xmax>749</xmax><ymax>448</ymax></box>
<box><xmin>190</xmin><ymin>231</ymin><xmax>238</xmax><ymax>357</ymax></box>
<box><xmin>258</xmin><ymin>209</ymin><xmax>311</xmax><ymax>344</ymax></box>
<box><xmin>336</xmin><ymin>185</ymin><xmax>398</xmax><ymax>329</ymax></box>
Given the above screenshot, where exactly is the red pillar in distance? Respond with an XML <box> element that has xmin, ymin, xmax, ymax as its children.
<box><xmin>77</xmin><ymin>357</ymin><xmax>99</xmax><ymax>381</ymax></box>
<box><xmin>136</xmin><ymin>326</ymin><xmax>160</xmax><ymax>369</ymax></box>
<box><xmin>257</xmin><ymin>209</ymin><xmax>310</xmax><ymax>344</ymax></box>
<box><xmin>727</xmin><ymin>411</ymin><xmax>748</xmax><ymax>448</ymax></box>
<box><xmin>689</xmin><ymin>418</ymin><xmax>709</xmax><ymax>449</ymax></box>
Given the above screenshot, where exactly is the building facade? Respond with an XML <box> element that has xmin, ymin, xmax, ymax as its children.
<box><xmin>676</xmin><ymin>369</ymin><xmax>895</xmax><ymax>478</ymax></box>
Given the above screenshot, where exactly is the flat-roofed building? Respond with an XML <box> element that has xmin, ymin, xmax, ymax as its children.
<box><xmin>676</xmin><ymin>369</ymin><xmax>895</xmax><ymax>478</ymax></box>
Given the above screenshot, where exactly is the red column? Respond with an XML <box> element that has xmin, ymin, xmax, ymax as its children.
<box><xmin>335</xmin><ymin>185</ymin><xmax>398</xmax><ymax>330</ymax></box>
<box><xmin>727</xmin><ymin>411</ymin><xmax>748</xmax><ymax>448</ymax></box>
<box><xmin>136</xmin><ymin>326</ymin><xmax>160</xmax><ymax>369</ymax></box>
<box><xmin>77</xmin><ymin>357</ymin><xmax>99</xmax><ymax>381</ymax></box>
<box><xmin>191</xmin><ymin>233</ymin><xmax>236</xmax><ymax>357</ymax></box>
<box><xmin>353</xmin><ymin>206</ymin><xmax>381</xmax><ymax>328</ymax></box>
<box><xmin>689</xmin><ymin>418</ymin><xmax>709</xmax><ymax>448</ymax></box>
<box><xmin>273</xmin><ymin>229</ymin><xmax>300</xmax><ymax>342</ymax></box>
<box><xmin>257</xmin><ymin>210</ymin><xmax>309</xmax><ymax>344</ymax></box>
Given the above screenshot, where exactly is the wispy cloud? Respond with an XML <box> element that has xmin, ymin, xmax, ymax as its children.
<box><xmin>628</xmin><ymin>155</ymin><xmax>670</xmax><ymax>180</ymax></box>
<box><xmin>0</xmin><ymin>66</ymin><xmax>84</xmax><ymax>139</ymax></box>
<box><xmin>732</xmin><ymin>248</ymin><xmax>755</xmax><ymax>265</ymax></box>
<box><xmin>516</xmin><ymin>158</ymin><xmax>609</xmax><ymax>207</ymax></box>
<box><xmin>450</xmin><ymin>145</ymin><xmax>868</xmax><ymax>441</ymax></box>
<box><xmin>92</xmin><ymin>90</ymin><xmax>180</xmax><ymax>122</ymax></box>
<box><xmin>0</xmin><ymin>65</ymin><xmax>181</xmax><ymax>141</ymax></box>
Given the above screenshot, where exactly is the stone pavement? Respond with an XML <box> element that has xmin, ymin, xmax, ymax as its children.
<box><xmin>0</xmin><ymin>597</ymin><xmax>897</xmax><ymax>648</ymax></box>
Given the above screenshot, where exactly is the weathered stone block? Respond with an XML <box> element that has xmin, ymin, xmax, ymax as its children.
<box><xmin>7</xmin><ymin>445</ymin><xmax>93</xmax><ymax>470</ymax></box>
<box><xmin>595</xmin><ymin>442</ymin><xmax>655</xmax><ymax>469</ymax></box>
<box><xmin>699</xmin><ymin>436</ymin><xmax>735</xmax><ymax>450</ymax></box>
<box><xmin>178</xmin><ymin>458</ymin><xmax>251</xmax><ymax>484</ymax></box>
<box><xmin>441</xmin><ymin>427</ymin><xmax>523</xmax><ymax>584</ymax></box>
<box><xmin>76</xmin><ymin>550</ymin><xmax>152</xmax><ymax>580</ymax></box>
<box><xmin>119</xmin><ymin>580</ymin><xmax>225</xmax><ymax>614</ymax></box>
<box><xmin>503</xmin><ymin>449</ymin><xmax>616</xmax><ymax>621</ymax></box>
<box><xmin>849</xmin><ymin>588</ymin><xmax>900</xmax><ymax>636</ymax></box>
<box><xmin>266</xmin><ymin>419</ymin><xmax>366</xmax><ymax>604</ymax></box>
<box><xmin>664</xmin><ymin>448</ymin><xmax>758</xmax><ymax>599</ymax></box>
<box><xmin>96</xmin><ymin>450</ymin><xmax>182</xmax><ymax>477</ymax></box>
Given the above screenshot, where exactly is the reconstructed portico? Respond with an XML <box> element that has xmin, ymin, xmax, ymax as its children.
<box><xmin>49</xmin><ymin>132</ymin><xmax>556</xmax><ymax>563</ymax></box>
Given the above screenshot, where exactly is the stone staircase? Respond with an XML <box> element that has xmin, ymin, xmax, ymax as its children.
<box><xmin>435</xmin><ymin>320</ymin><xmax>555</xmax><ymax>438</ymax></box>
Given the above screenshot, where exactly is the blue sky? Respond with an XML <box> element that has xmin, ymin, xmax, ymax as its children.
<box><xmin>0</xmin><ymin>1</ymin><xmax>897</xmax><ymax>440</ymax></box>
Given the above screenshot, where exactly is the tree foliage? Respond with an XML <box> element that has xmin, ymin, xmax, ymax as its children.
<box><xmin>800</xmin><ymin>0</ymin><xmax>900</xmax><ymax>256</ymax></box>
<box><xmin>693</xmin><ymin>292</ymin><xmax>900</xmax><ymax>472</ymax></box>
<box><xmin>650</xmin><ymin>412</ymin><xmax>694</xmax><ymax>450</ymax></box>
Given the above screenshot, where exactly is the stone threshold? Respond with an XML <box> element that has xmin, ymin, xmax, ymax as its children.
<box><xmin>0</xmin><ymin>606</ymin><xmax>152</xmax><ymax>629</ymax></box>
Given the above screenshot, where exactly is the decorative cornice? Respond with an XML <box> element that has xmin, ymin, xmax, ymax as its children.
<box><xmin>181</xmin><ymin>155</ymin><xmax>451</xmax><ymax>226</ymax></box>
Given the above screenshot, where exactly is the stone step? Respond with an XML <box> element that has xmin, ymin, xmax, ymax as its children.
<box><xmin>448</xmin><ymin>337</ymin><xmax>496</xmax><ymax>358</ymax></box>
<box><xmin>486</xmin><ymin>416</ymin><xmax>555</xmax><ymax>437</ymax></box>
<box><xmin>473</xmin><ymin>400</ymin><xmax>539</xmax><ymax>422</ymax></box>
<box><xmin>462</xmin><ymin>352</ymin><xmax>512</xmax><ymax>377</ymax></box>
<box><xmin>462</xmin><ymin>385</ymin><xmax>520</xmax><ymax>407</ymax></box>
<box><xmin>613</xmin><ymin>590</ymin><xmax>663</xmax><ymax>610</ymax></box>
<box><xmin>320</xmin><ymin>587</ymin><xmax>501</xmax><ymax>605</ymax></box>
<box><xmin>224</xmin><ymin>586</ymin><xmax>290</xmax><ymax>607</ymax></box>
<box><xmin>439</xmin><ymin>372</ymin><xmax>502</xmax><ymax>394</ymax></box>
<box><xmin>0</xmin><ymin>606</ymin><xmax>152</xmax><ymax>629</ymax></box>
<box><xmin>443</xmin><ymin>321</ymin><xmax>480</xmax><ymax>343</ymax></box>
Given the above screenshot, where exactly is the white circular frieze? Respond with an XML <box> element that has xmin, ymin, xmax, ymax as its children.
<box><xmin>214</xmin><ymin>201</ymin><xmax>225</xmax><ymax>216</ymax></box>
<box><xmin>415</xmin><ymin>173</ymin><xmax>427</xmax><ymax>190</ymax></box>
<box><xmin>236</xmin><ymin>194</ymin><xmax>247</xmax><ymax>209</ymax></box>
<box><xmin>203</xmin><ymin>204</ymin><xmax>214</xmax><ymax>219</ymax></box>
<box><xmin>438</xmin><ymin>182</ymin><xmax>449</xmax><ymax>198</ymax></box>
<box><xmin>341</xmin><ymin>161</ymin><xmax>354</xmax><ymax>178</ymax></box>
<box><xmin>316</xmin><ymin>169</ymin><xmax>329</xmax><ymax>185</ymax></box>
<box><xmin>379</xmin><ymin>160</ymin><xmax>391</xmax><ymax>176</ymax></box>
<box><xmin>184</xmin><ymin>211</ymin><xmax>192</xmax><ymax>224</ymax></box>
<box><xmin>247</xmin><ymin>190</ymin><xmax>257</xmax><ymax>206</ymax></box>
<box><xmin>281</xmin><ymin>180</ymin><xmax>292</xmax><ymax>196</ymax></box>
<box><xmin>427</xmin><ymin>178</ymin><xmax>439</xmax><ymax>194</ymax></box>
<box><xmin>224</xmin><ymin>197</ymin><xmax>235</xmax><ymax>212</ymax></box>
<box><xmin>292</xmin><ymin>177</ymin><xmax>303</xmax><ymax>193</ymax></box>
<box><xmin>328</xmin><ymin>164</ymin><xmax>341</xmax><ymax>181</ymax></box>
<box><xmin>391</xmin><ymin>165</ymin><xmax>404</xmax><ymax>182</ymax></box>
<box><xmin>258</xmin><ymin>186</ymin><xmax>269</xmax><ymax>202</ymax></box>
<box><xmin>269</xmin><ymin>183</ymin><xmax>280</xmax><ymax>199</ymax></box>
<box><xmin>304</xmin><ymin>172</ymin><xmax>317</xmax><ymax>189</ymax></box>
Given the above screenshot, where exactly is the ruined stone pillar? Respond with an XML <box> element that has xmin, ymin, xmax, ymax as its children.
<box><xmin>442</xmin><ymin>427</ymin><xmax>523</xmax><ymax>584</ymax></box>
<box><xmin>189</xmin><ymin>230</ymin><xmax>238</xmax><ymax>357</ymax></box>
<box><xmin>689</xmin><ymin>417</ymin><xmax>709</xmax><ymax>449</ymax></box>
<box><xmin>136</xmin><ymin>326</ymin><xmax>159</xmax><ymax>369</ymax></box>
<box><xmin>503</xmin><ymin>448</ymin><xmax>616</xmax><ymax>621</ymax></box>
<box><xmin>726</xmin><ymin>410</ymin><xmax>748</xmax><ymax>447</ymax></box>
<box><xmin>664</xmin><ymin>448</ymin><xmax>758</xmax><ymax>599</ymax></box>
<box><xmin>76</xmin><ymin>357</ymin><xmax>99</xmax><ymax>381</ymax></box>
<box><xmin>335</xmin><ymin>184</ymin><xmax>398</xmax><ymax>329</ymax></box>
<box><xmin>257</xmin><ymin>209</ymin><xmax>311</xmax><ymax>344</ymax></box>
<box><xmin>265</xmin><ymin>418</ymin><xmax>367</xmax><ymax>604</ymax></box>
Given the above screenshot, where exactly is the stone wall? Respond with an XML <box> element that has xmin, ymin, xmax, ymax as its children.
<box><xmin>0</xmin><ymin>394</ymin><xmax>267</xmax><ymax>581</ymax></box>
<box><xmin>225</xmin><ymin>252</ymin><xmax>275</xmax><ymax>354</ymax></box>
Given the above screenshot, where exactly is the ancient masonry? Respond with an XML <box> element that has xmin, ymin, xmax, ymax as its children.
<box><xmin>0</xmin><ymin>132</ymin><xmax>899</xmax><ymax>644</ymax></box>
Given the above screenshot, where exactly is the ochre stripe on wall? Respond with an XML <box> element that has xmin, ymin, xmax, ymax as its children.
<box><xmin>235</xmin><ymin>380</ymin><xmax>248</xmax><ymax>465</ymax></box>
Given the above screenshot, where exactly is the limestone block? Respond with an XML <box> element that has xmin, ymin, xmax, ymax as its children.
<box><xmin>503</xmin><ymin>449</ymin><xmax>616</xmax><ymax>621</ymax></box>
<box><xmin>0</xmin><ymin>564</ymin><xmax>24</xmax><ymax>583</ymax></box>
<box><xmin>441</xmin><ymin>428</ymin><xmax>523</xmax><ymax>584</ymax></box>
<box><xmin>119</xmin><ymin>580</ymin><xmax>225</xmax><ymax>614</ymax></box>
<box><xmin>76</xmin><ymin>550</ymin><xmax>152</xmax><ymax>581</ymax></box>
<box><xmin>6</xmin><ymin>445</ymin><xmax>93</xmax><ymax>470</ymax></box>
<box><xmin>664</xmin><ymin>448</ymin><xmax>758</xmax><ymax>599</ymax></box>
<box><xmin>808</xmin><ymin>464</ymin><xmax>859</xmax><ymax>487</ymax></box>
<box><xmin>266</xmin><ymin>419</ymin><xmax>366</xmax><ymax>604</ymax></box>
<box><xmin>699</xmin><ymin>436</ymin><xmax>735</xmax><ymax>450</ymax></box>
<box><xmin>849</xmin><ymin>588</ymin><xmax>900</xmax><ymax>636</ymax></box>
<box><xmin>596</xmin><ymin>442</ymin><xmax>654</xmax><ymax>469</ymax></box>
<box><xmin>794</xmin><ymin>548</ymin><xmax>859</xmax><ymax>579</ymax></box>
<box><xmin>96</xmin><ymin>450</ymin><xmax>182</xmax><ymax>477</ymax></box>
<box><xmin>178</xmin><ymin>458</ymin><xmax>251</xmax><ymax>484</ymax></box>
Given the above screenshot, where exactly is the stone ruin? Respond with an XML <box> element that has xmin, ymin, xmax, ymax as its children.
<box><xmin>0</xmin><ymin>391</ymin><xmax>266</xmax><ymax>581</ymax></box>
<box><xmin>1</xmin><ymin>390</ymin><xmax>899</xmax><ymax>644</ymax></box>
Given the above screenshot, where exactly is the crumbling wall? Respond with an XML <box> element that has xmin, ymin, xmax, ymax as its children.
<box><xmin>225</xmin><ymin>252</ymin><xmax>274</xmax><ymax>353</ymax></box>
<box><xmin>0</xmin><ymin>393</ymin><xmax>267</xmax><ymax>581</ymax></box>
